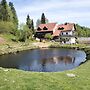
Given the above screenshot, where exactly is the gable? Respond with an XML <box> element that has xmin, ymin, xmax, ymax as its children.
<box><xmin>37</xmin><ymin>23</ymin><xmax>56</xmax><ymax>31</ymax></box>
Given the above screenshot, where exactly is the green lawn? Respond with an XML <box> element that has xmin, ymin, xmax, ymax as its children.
<box><xmin>0</xmin><ymin>60</ymin><xmax>90</xmax><ymax>90</ymax></box>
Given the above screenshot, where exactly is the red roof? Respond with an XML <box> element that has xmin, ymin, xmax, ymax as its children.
<box><xmin>36</xmin><ymin>23</ymin><xmax>56</xmax><ymax>32</ymax></box>
<box><xmin>53</xmin><ymin>30</ymin><xmax>61</xmax><ymax>36</ymax></box>
<box><xmin>53</xmin><ymin>23</ymin><xmax>75</xmax><ymax>36</ymax></box>
<box><xmin>36</xmin><ymin>23</ymin><xmax>75</xmax><ymax>37</ymax></box>
<box><xmin>57</xmin><ymin>23</ymin><xmax>74</xmax><ymax>32</ymax></box>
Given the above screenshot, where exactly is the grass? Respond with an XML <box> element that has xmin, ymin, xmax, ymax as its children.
<box><xmin>0</xmin><ymin>60</ymin><xmax>90</xmax><ymax>90</ymax></box>
<box><xmin>0</xmin><ymin>34</ymin><xmax>38</xmax><ymax>55</ymax></box>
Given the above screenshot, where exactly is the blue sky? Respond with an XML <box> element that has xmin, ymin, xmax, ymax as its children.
<box><xmin>7</xmin><ymin>0</ymin><xmax>90</xmax><ymax>27</ymax></box>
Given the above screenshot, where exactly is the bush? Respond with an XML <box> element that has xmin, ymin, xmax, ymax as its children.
<box><xmin>15</xmin><ymin>25</ymin><xmax>33</xmax><ymax>42</ymax></box>
<box><xmin>45</xmin><ymin>33</ymin><xmax>53</xmax><ymax>40</ymax></box>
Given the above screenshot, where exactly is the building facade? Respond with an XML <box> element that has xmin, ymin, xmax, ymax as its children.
<box><xmin>35</xmin><ymin>23</ymin><xmax>76</xmax><ymax>44</ymax></box>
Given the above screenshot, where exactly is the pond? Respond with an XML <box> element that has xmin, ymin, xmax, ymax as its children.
<box><xmin>0</xmin><ymin>48</ymin><xmax>86</xmax><ymax>72</ymax></box>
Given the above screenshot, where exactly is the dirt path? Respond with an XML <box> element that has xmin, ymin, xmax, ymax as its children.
<box><xmin>32</xmin><ymin>42</ymin><xmax>50</xmax><ymax>48</ymax></box>
<box><xmin>0</xmin><ymin>37</ymin><xmax>5</xmax><ymax>44</ymax></box>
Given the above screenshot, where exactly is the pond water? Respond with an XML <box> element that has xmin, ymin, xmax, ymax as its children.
<box><xmin>0</xmin><ymin>48</ymin><xmax>86</xmax><ymax>72</ymax></box>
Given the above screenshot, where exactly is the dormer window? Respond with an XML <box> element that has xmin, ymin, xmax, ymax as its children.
<box><xmin>37</xmin><ymin>27</ymin><xmax>41</xmax><ymax>31</ymax></box>
<box><xmin>43</xmin><ymin>26</ymin><xmax>48</xmax><ymax>30</ymax></box>
<box><xmin>66</xmin><ymin>32</ymin><xmax>68</xmax><ymax>35</ymax></box>
<box><xmin>65</xmin><ymin>22</ymin><xmax>68</xmax><ymax>25</ymax></box>
<box><xmin>58</xmin><ymin>27</ymin><xmax>64</xmax><ymax>30</ymax></box>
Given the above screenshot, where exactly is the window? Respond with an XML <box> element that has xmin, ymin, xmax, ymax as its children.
<box><xmin>43</xmin><ymin>26</ymin><xmax>48</xmax><ymax>30</ymax></box>
<box><xmin>37</xmin><ymin>27</ymin><xmax>41</xmax><ymax>31</ymax></box>
<box><xmin>64</xmin><ymin>22</ymin><xmax>68</xmax><ymax>25</ymax></box>
<box><xmin>66</xmin><ymin>32</ymin><xmax>68</xmax><ymax>35</ymax></box>
<box><xmin>62</xmin><ymin>32</ymin><xmax>63</xmax><ymax>35</ymax></box>
<box><xmin>58</xmin><ymin>27</ymin><xmax>64</xmax><ymax>30</ymax></box>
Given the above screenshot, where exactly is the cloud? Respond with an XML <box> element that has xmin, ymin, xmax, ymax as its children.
<box><xmin>6</xmin><ymin>0</ymin><xmax>90</xmax><ymax>27</ymax></box>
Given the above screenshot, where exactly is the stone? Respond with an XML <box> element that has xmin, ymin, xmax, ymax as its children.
<box><xmin>66</xmin><ymin>73</ymin><xmax>76</xmax><ymax>77</ymax></box>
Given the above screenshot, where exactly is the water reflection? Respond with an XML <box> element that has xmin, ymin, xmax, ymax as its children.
<box><xmin>41</xmin><ymin>56</ymin><xmax>75</xmax><ymax>64</ymax></box>
<box><xmin>40</xmin><ymin>56</ymin><xmax>75</xmax><ymax>72</ymax></box>
<box><xmin>0</xmin><ymin>48</ymin><xmax>86</xmax><ymax>72</ymax></box>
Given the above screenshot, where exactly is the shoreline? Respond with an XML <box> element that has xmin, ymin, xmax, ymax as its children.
<box><xmin>0</xmin><ymin>42</ymin><xmax>90</xmax><ymax>58</ymax></box>
<box><xmin>0</xmin><ymin>42</ymin><xmax>39</xmax><ymax>56</ymax></box>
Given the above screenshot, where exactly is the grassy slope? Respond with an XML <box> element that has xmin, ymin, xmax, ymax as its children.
<box><xmin>0</xmin><ymin>34</ymin><xmax>38</xmax><ymax>55</ymax></box>
<box><xmin>0</xmin><ymin>60</ymin><xmax>90</xmax><ymax>90</ymax></box>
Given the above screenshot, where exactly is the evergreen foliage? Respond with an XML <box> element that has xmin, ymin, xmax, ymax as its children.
<box><xmin>0</xmin><ymin>0</ymin><xmax>18</xmax><ymax>35</ymax></box>
<box><xmin>9</xmin><ymin>2</ymin><xmax>18</xmax><ymax>29</ymax></box>
<box><xmin>41</xmin><ymin>13</ymin><xmax>46</xmax><ymax>24</ymax></box>
<box><xmin>0</xmin><ymin>0</ymin><xmax>34</xmax><ymax>42</ymax></box>
<box><xmin>26</xmin><ymin>14</ymin><xmax>35</xmax><ymax>34</ymax></box>
<box><xmin>0</xmin><ymin>0</ymin><xmax>13</xmax><ymax>21</ymax></box>
<box><xmin>26</xmin><ymin>14</ymin><xmax>31</xmax><ymax>28</ymax></box>
<box><xmin>31</xmin><ymin>19</ymin><xmax>35</xmax><ymax>34</ymax></box>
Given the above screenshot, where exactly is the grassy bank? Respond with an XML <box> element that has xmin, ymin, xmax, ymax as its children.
<box><xmin>0</xmin><ymin>34</ymin><xmax>38</xmax><ymax>55</ymax></box>
<box><xmin>0</xmin><ymin>42</ymin><xmax>39</xmax><ymax>55</ymax></box>
<box><xmin>49</xmin><ymin>42</ymin><xmax>90</xmax><ymax>58</ymax></box>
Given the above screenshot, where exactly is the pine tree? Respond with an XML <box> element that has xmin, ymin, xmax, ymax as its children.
<box><xmin>9</xmin><ymin>2</ymin><xmax>18</xmax><ymax>29</ymax></box>
<box><xmin>26</xmin><ymin>15</ymin><xmax>35</xmax><ymax>34</ymax></box>
<box><xmin>31</xmin><ymin>19</ymin><xmax>34</xmax><ymax>34</ymax></box>
<box><xmin>0</xmin><ymin>0</ymin><xmax>10</xmax><ymax>21</ymax></box>
<box><xmin>41</xmin><ymin>13</ymin><xmax>46</xmax><ymax>24</ymax></box>
<box><xmin>26</xmin><ymin>14</ymin><xmax>31</xmax><ymax>29</ymax></box>
<box><xmin>0</xmin><ymin>3</ymin><xmax>2</xmax><ymax>20</ymax></box>
<box><xmin>0</xmin><ymin>0</ymin><xmax>18</xmax><ymax>34</ymax></box>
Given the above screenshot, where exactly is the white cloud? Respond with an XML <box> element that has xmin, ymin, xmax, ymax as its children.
<box><xmin>9</xmin><ymin>0</ymin><xmax>90</xmax><ymax>27</ymax></box>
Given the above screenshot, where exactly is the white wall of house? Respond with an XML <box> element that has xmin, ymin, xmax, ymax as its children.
<box><xmin>61</xmin><ymin>31</ymin><xmax>73</xmax><ymax>36</ymax></box>
<box><xmin>53</xmin><ymin>24</ymin><xmax>58</xmax><ymax>33</ymax></box>
<box><xmin>72</xmin><ymin>26</ymin><xmax>75</xmax><ymax>31</ymax></box>
<box><xmin>69</xmin><ymin>37</ymin><xmax>76</xmax><ymax>44</ymax></box>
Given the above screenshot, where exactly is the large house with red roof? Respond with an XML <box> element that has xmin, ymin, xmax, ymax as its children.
<box><xmin>35</xmin><ymin>22</ymin><xmax>76</xmax><ymax>44</ymax></box>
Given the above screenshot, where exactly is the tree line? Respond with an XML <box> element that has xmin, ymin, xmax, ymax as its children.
<box><xmin>0</xmin><ymin>0</ymin><xmax>35</xmax><ymax>42</ymax></box>
<box><xmin>0</xmin><ymin>0</ymin><xmax>18</xmax><ymax>34</ymax></box>
<box><xmin>75</xmin><ymin>24</ymin><xmax>90</xmax><ymax>37</ymax></box>
<box><xmin>0</xmin><ymin>0</ymin><xmax>49</xmax><ymax>42</ymax></box>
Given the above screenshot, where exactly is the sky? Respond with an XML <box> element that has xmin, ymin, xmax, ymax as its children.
<box><xmin>7</xmin><ymin>0</ymin><xmax>90</xmax><ymax>27</ymax></box>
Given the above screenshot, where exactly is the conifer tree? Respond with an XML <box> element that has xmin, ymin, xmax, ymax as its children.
<box><xmin>0</xmin><ymin>0</ymin><xmax>10</xmax><ymax>21</ymax></box>
<box><xmin>0</xmin><ymin>0</ymin><xmax>14</xmax><ymax>21</ymax></box>
<box><xmin>26</xmin><ymin>14</ymin><xmax>31</xmax><ymax>29</ymax></box>
<box><xmin>9</xmin><ymin>2</ymin><xmax>18</xmax><ymax>28</ymax></box>
<box><xmin>31</xmin><ymin>19</ymin><xmax>34</xmax><ymax>34</ymax></box>
<box><xmin>26</xmin><ymin>15</ymin><xmax>35</xmax><ymax>34</ymax></box>
<box><xmin>41</xmin><ymin>13</ymin><xmax>46</xmax><ymax>24</ymax></box>
<box><xmin>0</xmin><ymin>3</ymin><xmax>2</xmax><ymax>20</ymax></box>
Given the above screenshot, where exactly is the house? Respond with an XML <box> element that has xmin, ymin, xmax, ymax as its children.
<box><xmin>35</xmin><ymin>23</ymin><xmax>76</xmax><ymax>44</ymax></box>
<box><xmin>35</xmin><ymin>23</ymin><xmax>57</xmax><ymax>38</ymax></box>
<box><xmin>56</xmin><ymin>23</ymin><xmax>76</xmax><ymax>44</ymax></box>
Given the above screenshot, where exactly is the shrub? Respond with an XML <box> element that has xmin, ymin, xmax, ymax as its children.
<box><xmin>45</xmin><ymin>33</ymin><xmax>53</xmax><ymax>40</ymax></box>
